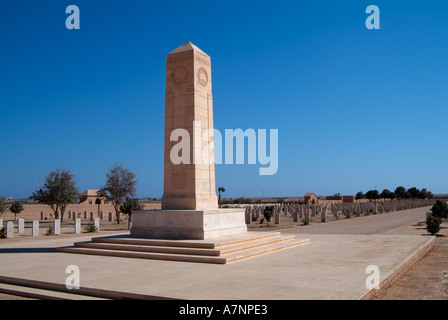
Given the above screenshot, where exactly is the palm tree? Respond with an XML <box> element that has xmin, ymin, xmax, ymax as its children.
<box><xmin>218</xmin><ymin>187</ymin><xmax>226</xmax><ymax>208</ymax></box>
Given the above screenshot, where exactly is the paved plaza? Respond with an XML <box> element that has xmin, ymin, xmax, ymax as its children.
<box><xmin>0</xmin><ymin>206</ymin><xmax>436</xmax><ymax>300</ymax></box>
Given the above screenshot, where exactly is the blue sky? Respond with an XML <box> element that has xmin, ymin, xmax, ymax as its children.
<box><xmin>0</xmin><ymin>0</ymin><xmax>447</xmax><ymax>199</ymax></box>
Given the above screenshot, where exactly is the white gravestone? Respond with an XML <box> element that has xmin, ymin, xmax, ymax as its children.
<box><xmin>75</xmin><ymin>219</ymin><xmax>81</xmax><ymax>234</ymax></box>
<box><xmin>321</xmin><ymin>205</ymin><xmax>327</xmax><ymax>223</ymax></box>
<box><xmin>18</xmin><ymin>218</ymin><xmax>25</xmax><ymax>233</ymax></box>
<box><xmin>32</xmin><ymin>220</ymin><xmax>39</xmax><ymax>236</ymax></box>
<box><xmin>6</xmin><ymin>221</ymin><xmax>14</xmax><ymax>238</ymax></box>
<box><xmin>245</xmin><ymin>210</ymin><xmax>251</xmax><ymax>224</ymax></box>
<box><xmin>275</xmin><ymin>212</ymin><xmax>280</xmax><ymax>224</ymax></box>
<box><xmin>54</xmin><ymin>219</ymin><xmax>61</xmax><ymax>235</ymax></box>
<box><xmin>94</xmin><ymin>218</ymin><xmax>100</xmax><ymax>231</ymax></box>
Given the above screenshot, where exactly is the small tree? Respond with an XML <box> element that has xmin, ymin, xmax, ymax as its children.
<box><xmin>430</xmin><ymin>200</ymin><xmax>448</xmax><ymax>219</ymax></box>
<box><xmin>394</xmin><ymin>186</ymin><xmax>407</xmax><ymax>201</ymax></box>
<box><xmin>218</xmin><ymin>187</ymin><xmax>226</xmax><ymax>208</ymax></box>
<box><xmin>365</xmin><ymin>190</ymin><xmax>379</xmax><ymax>202</ymax></box>
<box><xmin>100</xmin><ymin>163</ymin><xmax>137</xmax><ymax>224</ymax></box>
<box><xmin>418</xmin><ymin>188</ymin><xmax>431</xmax><ymax>200</ymax></box>
<box><xmin>387</xmin><ymin>192</ymin><xmax>397</xmax><ymax>200</ymax></box>
<box><xmin>380</xmin><ymin>189</ymin><xmax>392</xmax><ymax>200</ymax></box>
<box><xmin>426</xmin><ymin>215</ymin><xmax>441</xmax><ymax>235</ymax></box>
<box><xmin>120</xmin><ymin>197</ymin><xmax>142</xmax><ymax>229</ymax></box>
<box><xmin>407</xmin><ymin>187</ymin><xmax>420</xmax><ymax>200</ymax></box>
<box><xmin>9</xmin><ymin>201</ymin><xmax>24</xmax><ymax>221</ymax></box>
<box><xmin>0</xmin><ymin>199</ymin><xmax>9</xmax><ymax>217</ymax></box>
<box><xmin>263</xmin><ymin>206</ymin><xmax>274</xmax><ymax>227</ymax></box>
<box><xmin>355</xmin><ymin>192</ymin><xmax>365</xmax><ymax>201</ymax></box>
<box><xmin>32</xmin><ymin>169</ymin><xmax>79</xmax><ymax>222</ymax></box>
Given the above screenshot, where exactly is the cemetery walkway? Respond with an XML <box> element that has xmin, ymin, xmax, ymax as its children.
<box><xmin>283</xmin><ymin>205</ymin><xmax>430</xmax><ymax>236</ymax></box>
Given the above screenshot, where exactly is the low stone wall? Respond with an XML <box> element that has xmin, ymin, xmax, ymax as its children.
<box><xmin>0</xmin><ymin>203</ymin><xmax>161</xmax><ymax>221</ymax></box>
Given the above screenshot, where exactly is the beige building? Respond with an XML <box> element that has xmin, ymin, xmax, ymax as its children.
<box><xmin>79</xmin><ymin>190</ymin><xmax>105</xmax><ymax>205</ymax></box>
<box><xmin>342</xmin><ymin>195</ymin><xmax>355</xmax><ymax>203</ymax></box>
<box><xmin>304</xmin><ymin>193</ymin><xmax>318</xmax><ymax>205</ymax></box>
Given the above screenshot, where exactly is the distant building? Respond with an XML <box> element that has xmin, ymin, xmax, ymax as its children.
<box><xmin>79</xmin><ymin>190</ymin><xmax>105</xmax><ymax>205</ymax></box>
<box><xmin>304</xmin><ymin>193</ymin><xmax>318</xmax><ymax>205</ymax></box>
<box><xmin>325</xmin><ymin>195</ymin><xmax>342</xmax><ymax>201</ymax></box>
<box><xmin>342</xmin><ymin>195</ymin><xmax>355</xmax><ymax>203</ymax></box>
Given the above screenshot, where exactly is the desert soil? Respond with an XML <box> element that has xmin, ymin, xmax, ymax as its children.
<box><xmin>369</xmin><ymin>235</ymin><xmax>448</xmax><ymax>300</ymax></box>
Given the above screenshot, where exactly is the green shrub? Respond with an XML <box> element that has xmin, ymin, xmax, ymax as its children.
<box><xmin>426</xmin><ymin>215</ymin><xmax>441</xmax><ymax>235</ymax></box>
<box><xmin>84</xmin><ymin>223</ymin><xmax>98</xmax><ymax>233</ymax></box>
<box><xmin>0</xmin><ymin>226</ymin><xmax>6</xmax><ymax>239</ymax></box>
<box><xmin>263</xmin><ymin>206</ymin><xmax>274</xmax><ymax>226</ymax></box>
<box><xmin>46</xmin><ymin>226</ymin><xmax>54</xmax><ymax>236</ymax></box>
<box><xmin>430</xmin><ymin>200</ymin><xmax>448</xmax><ymax>219</ymax></box>
<box><xmin>301</xmin><ymin>218</ymin><xmax>310</xmax><ymax>225</ymax></box>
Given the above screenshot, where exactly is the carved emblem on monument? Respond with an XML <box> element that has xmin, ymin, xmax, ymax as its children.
<box><xmin>171</xmin><ymin>66</ymin><xmax>188</xmax><ymax>86</ymax></box>
<box><xmin>197</xmin><ymin>67</ymin><xmax>208</xmax><ymax>87</ymax></box>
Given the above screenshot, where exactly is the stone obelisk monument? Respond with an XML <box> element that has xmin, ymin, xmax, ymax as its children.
<box><xmin>131</xmin><ymin>42</ymin><xmax>247</xmax><ymax>240</ymax></box>
<box><xmin>162</xmin><ymin>41</ymin><xmax>218</xmax><ymax>210</ymax></box>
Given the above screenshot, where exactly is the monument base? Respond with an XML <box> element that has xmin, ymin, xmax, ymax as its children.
<box><xmin>161</xmin><ymin>195</ymin><xmax>219</xmax><ymax>211</ymax></box>
<box><xmin>130</xmin><ymin>209</ymin><xmax>247</xmax><ymax>240</ymax></box>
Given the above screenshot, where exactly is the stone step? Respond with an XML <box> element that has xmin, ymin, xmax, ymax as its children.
<box><xmin>210</xmin><ymin>232</ymin><xmax>282</xmax><ymax>248</ymax></box>
<box><xmin>0</xmin><ymin>282</ymin><xmax>109</xmax><ymax>300</ymax></box>
<box><xmin>224</xmin><ymin>238</ymin><xmax>310</xmax><ymax>263</ymax></box>
<box><xmin>0</xmin><ymin>275</ymin><xmax>174</xmax><ymax>300</ymax></box>
<box><xmin>91</xmin><ymin>232</ymin><xmax>281</xmax><ymax>249</ymax></box>
<box><xmin>73</xmin><ymin>234</ymin><xmax>295</xmax><ymax>257</ymax></box>
<box><xmin>58</xmin><ymin>246</ymin><xmax>229</xmax><ymax>264</ymax></box>
<box><xmin>219</xmin><ymin>235</ymin><xmax>297</xmax><ymax>255</ymax></box>
<box><xmin>58</xmin><ymin>236</ymin><xmax>309</xmax><ymax>264</ymax></box>
<box><xmin>74</xmin><ymin>241</ymin><xmax>222</xmax><ymax>256</ymax></box>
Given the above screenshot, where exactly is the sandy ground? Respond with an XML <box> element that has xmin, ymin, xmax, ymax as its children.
<box><xmin>370</xmin><ymin>235</ymin><xmax>448</xmax><ymax>300</ymax></box>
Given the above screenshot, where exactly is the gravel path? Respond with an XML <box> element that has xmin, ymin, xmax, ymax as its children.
<box><xmin>282</xmin><ymin>206</ymin><xmax>430</xmax><ymax>236</ymax></box>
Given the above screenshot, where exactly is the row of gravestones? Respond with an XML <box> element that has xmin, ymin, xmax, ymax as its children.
<box><xmin>39</xmin><ymin>211</ymin><xmax>115</xmax><ymax>222</ymax></box>
<box><xmin>245</xmin><ymin>205</ymin><xmax>314</xmax><ymax>224</ymax></box>
<box><xmin>0</xmin><ymin>218</ymin><xmax>100</xmax><ymax>239</ymax></box>
<box><xmin>244</xmin><ymin>199</ymin><xmax>437</xmax><ymax>224</ymax></box>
